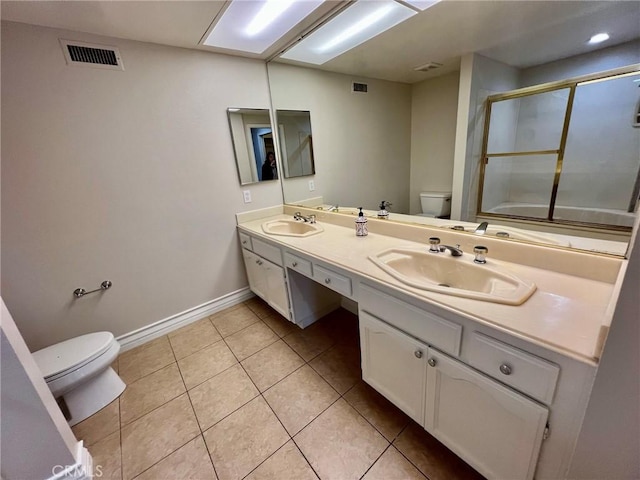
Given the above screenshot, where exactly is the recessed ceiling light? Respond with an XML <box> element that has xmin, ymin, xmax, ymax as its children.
<box><xmin>588</xmin><ymin>33</ymin><xmax>610</xmax><ymax>44</ymax></box>
<box><xmin>203</xmin><ymin>0</ymin><xmax>324</xmax><ymax>54</ymax></box>
<box><xmin>281</xmin><ymin>0</ymin><xmax>416</xmax><ymax>65</ymax></box>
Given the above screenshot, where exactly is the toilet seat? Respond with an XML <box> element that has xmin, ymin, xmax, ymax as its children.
<box><xmin>33</xmin><ymin>331</ymin><xmax>115</xmax><ymax>381</ymax></box>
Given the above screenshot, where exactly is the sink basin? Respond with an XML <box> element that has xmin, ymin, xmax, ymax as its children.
<box><xmin>262</xmin><ymin>219</ymin><xmax>324</xmax><ymax>237</ymax></box>
<box><xmin>369</xmin><ymin>247</ymin><xmax>536</xmax><ymax>305</ymax></box>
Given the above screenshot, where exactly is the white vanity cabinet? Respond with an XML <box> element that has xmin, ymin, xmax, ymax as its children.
<box><xmin>359</xmin><ymin>311</ymin><xmax>428</xmax><ymax>424</ymax></box>
<box><xmin>359</xmin><ymin>284</ymin><xmax>551</xmax><ymax>480</ymax></box>
<box><xmin>241</xmin><ymin>238</ymin><xmax>290</xmax><ymax>319</ymax></box>
<box><xmin>425</xmin><ymin>348</ymin><xmax>549</xmax><ymax>480</ymax></box>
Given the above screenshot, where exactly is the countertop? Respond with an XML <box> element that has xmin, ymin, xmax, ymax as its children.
<box><xmin>239</xmin><ymin>214</ymin><xmax>619</xmax><ymax>365</ymax></box>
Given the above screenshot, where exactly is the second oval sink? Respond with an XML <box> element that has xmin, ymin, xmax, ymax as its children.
<box><xmin>369</xmin><ymin>247</ymin><xmax>536</xmax><ymax>305</ymax></box>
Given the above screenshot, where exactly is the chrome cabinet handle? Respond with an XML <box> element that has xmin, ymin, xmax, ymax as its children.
<box><xmin>414</xmin><ymin>350</ymin><xmax>423</xmax><ymax>359</ymax></box>
<box><xmin>324</xmin><ymin>278</ymin><xmax>331</xmax><ymax>284</ymax></box>
<box><xmin>292</xmin><ymin>261</ymin><xmax>298</xmax><ymax>267</ymax></box>
<box><xmin>427</xmin><ymin>358</ymin><xmax>437</xmax><ymax>367</ymax></box>
<box><xmin>499</xmin><ymin>364</ymin><xmax>512</xmax><ymax>375</ymax></box>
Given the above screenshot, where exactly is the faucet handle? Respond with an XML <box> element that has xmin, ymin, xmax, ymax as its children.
<box><xmin>309</xmin><ymin>214</ymin><xmax>316</xmax><ymax>224</ymax></box>
<box><xmin>473</xmin><ymin>245</ymin><xmax>488</xmax><ymax>264</ymax></box>
<box><xmin>429</xmin><ymin>237</ymin><xmax>441</xmax><ymax>253</ymax></box>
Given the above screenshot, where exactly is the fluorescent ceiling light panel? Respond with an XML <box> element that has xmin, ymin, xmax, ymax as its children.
<box><xmin>281</xmin><ymin>0</ymin><xmax>416</xmax><ymax>65</ymax></box>
<box><xmin>588</xmin><ymin>32</ymin><xmax>610</xmax><ymax>44</ymax></box>
<box><xmin>401</xmin><ymin>0</ymin><xmax>440</xmax><ymax>11</ymax></box>
<box><xmin>204</xmin><ymin>0</ymin><xmax>324</xmax><ymax>54</ymax></box>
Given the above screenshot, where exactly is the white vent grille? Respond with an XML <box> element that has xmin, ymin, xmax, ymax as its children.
<box><xmin>60</xmin><ymin>40</ymin><xmax>124</xmax><ymax>71</ymax></box>
<box><xmin>414</xmin><ymin>62</ymin><xmax>443</xmax><ymax>72</ymax></box>
<box><xmin>352</xmin><ymin>82</ymin><xmax>368</xmax><ymax>93</ymax></box>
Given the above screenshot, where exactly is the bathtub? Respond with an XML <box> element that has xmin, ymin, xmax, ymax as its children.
<box><xmin>487</xmin><ymin>203</ymin><xmax>635</xmax><ymax>228</ymax></box>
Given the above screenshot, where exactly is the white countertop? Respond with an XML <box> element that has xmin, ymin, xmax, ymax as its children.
<box><xmin>239</xmin><ymin>214</ymin><xmax>618</xmax><ymax>365</ymax></box>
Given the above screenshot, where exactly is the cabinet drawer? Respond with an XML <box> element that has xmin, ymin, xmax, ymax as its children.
<box><xmin>252</xmin><ymin>238</ymin><xmax>282</xmax><ymax>266</ymax></box>
<box><xmin>284</xmin><ymin>252</ymin><xmax>312</xmax><ymax>277</ymax></box>
<box><xmin>466</xmin><ymin>332</ymin><xmax>559</xmax><ymax>405</ymax></box>
<box><xmin>313</xmin><ymin>264</ymin><xmax>352</xmax><ymax>297</ymax></box>
<box><xmin>360</xmin><ymin>284</ymin><xmax>461</xmax><ymax>356</ymax></box>
<box><xmin>238</xmin><ymin>232</ymin><xmax>252</xmax><ymax>251</ymax></box>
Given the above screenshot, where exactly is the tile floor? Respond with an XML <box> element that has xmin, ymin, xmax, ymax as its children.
<box><xmin>72</xmin><ymin>298</ymin><xmax>484</xmax><ymax>480</ymax></box>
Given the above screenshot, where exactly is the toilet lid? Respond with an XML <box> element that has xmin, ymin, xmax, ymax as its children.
<box><xmin>33</xmin><ymin>331</ymin><xmax>115</xmax><ymax>379</ymax></box>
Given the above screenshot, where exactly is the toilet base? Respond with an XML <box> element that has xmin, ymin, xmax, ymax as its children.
<box><xmin>64</xmin><ymin>367</ymin><xmax>126</xmax><ymax>426</ymax></box>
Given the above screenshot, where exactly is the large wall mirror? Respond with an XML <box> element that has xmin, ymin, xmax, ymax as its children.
<box><xmin>228</xmin><ymin>108</ymin><xmax>279</xmax><ymax>185</ymax></box>
<box><xmin>267</xmin><ymin>2</ymin><xmax>640</xmax><ymax>257</ymax></box>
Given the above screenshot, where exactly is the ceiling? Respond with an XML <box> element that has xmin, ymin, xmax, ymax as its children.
<box><xmin>2</xmin><ymin>0</ymin><xmax>639</xmax><ymax>84</ymax></box>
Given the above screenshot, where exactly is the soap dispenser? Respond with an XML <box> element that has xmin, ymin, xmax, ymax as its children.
<box><xmin>378</xmin><ymin>201</ymin><xmax>392</xmax><ymax>219</ymax></box>
<box><xmin>356</xmin><ymin>207</ymin><xmax>368</xmax><ymax>236</ymax></box>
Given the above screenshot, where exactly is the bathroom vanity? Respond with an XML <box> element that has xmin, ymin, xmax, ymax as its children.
<box><xmin>236</xmin><ymin>206</ymin><xmax>623</xmax><ymax>480</ymax></box>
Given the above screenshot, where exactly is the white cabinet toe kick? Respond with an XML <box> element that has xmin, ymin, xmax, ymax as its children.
<box><xmin>238</xmin><ymin>227</ymin><xmax>598</xmax><ymax>480</ymax></box>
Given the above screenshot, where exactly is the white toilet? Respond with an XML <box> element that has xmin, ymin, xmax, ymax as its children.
<box><xmin>418</xmin><ymin>191</ymin><xmax>452</xmax><ymax>218</ymax></box>
<box><xmin>33</xmin><ymin>332</ymin><xmax>125</xmax><ymax>426</ymax></box>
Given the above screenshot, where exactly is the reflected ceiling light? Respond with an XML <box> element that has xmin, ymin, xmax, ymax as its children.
<box><xmin>281</xmin><ymin>0</ymin><xmax>416</xmax><ymax>65</ymax></box>
<box><xmin>401</xmin><ymin>0</ymin><xmax>441</xmax><ymax>11</ymax></box>
<box><xmin>203</xmin><ymin>0</ymin><xmax>324</xmax><ymax>54</ymax></box>
<box><xmin>588</xmin><ymin>32</ymin><xmax>610</xmax><ymax>44</ymax></box>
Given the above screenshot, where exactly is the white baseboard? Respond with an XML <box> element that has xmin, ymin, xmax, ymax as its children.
<box><xmin>46</xmin><ymin>441</ymin><xmax>92</xmax><ymax>480</ymax></box>
<box><xmin>117</xmin><ymin>288</ymin><xmax>254</xmax><ymax>352</ymax></box>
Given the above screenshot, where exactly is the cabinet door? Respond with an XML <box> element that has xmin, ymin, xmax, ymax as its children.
<box><xmin>242</xmin><ymin>249</ymin><xmax>267</xmax><ymax>300</ymax></box>
<box><xmin>264</xmin><ymin>260</ymin><xmax>290</xmax><ymax>319</ymax></box>
<box><xmin>425</xmin><ymin>348</ymin><xmax>548</xmax><ymax>480</ymax></box>
<box><xmin>359</xmin><ymin>311</ymin><xmax>428</xmax><ymax>424</ymax></box>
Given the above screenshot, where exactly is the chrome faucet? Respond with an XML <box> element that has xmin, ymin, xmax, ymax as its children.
<box><xmin>475</xmin><ymin>221</ymin><xmax>489</xmax><ymax>235</ymax></box>
<box><xmin>293</xmin><ymin>212</ymin><xmax>316</xmax><ymax>224</ymax></box>
<box><xmin>428</xmin><ymin>237</ymin><xmax>463</xmax><ymax>257</ymax></box>
<box><xmin>327</xmin><ymin>205</ymin><xmax>339</xmax><ymax>212</ymax></box>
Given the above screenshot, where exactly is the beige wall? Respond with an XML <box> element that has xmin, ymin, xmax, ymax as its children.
<box><xmin>1</xmin><ymin>21</ymin><xmax>282</xmax><ymax>350</ymax></box>
<box><xmin>409</xmin><ymin>71</ymin><xmax>460</xmax><ymax>215</ymax></box>
<box><xmin>268</xmin><ymin>63</ymin><xmax>412</xmax><ymax>213</ymax></box>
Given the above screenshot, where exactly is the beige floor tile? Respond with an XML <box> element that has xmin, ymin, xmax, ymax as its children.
<box><xmin>362</xmin><ymin>446</ymin><xmax>426</xmax><ymax>480</ymax></box>
<box><xmin>72</xmin><ymin>399</ymin><xmax>120</xmax><ymax>446</ymax></box>
<box><xmin>210</xmin><ymin>305</ymin><xmax>259</xmax><ymax>337</ymax></box>
<box><xmin>189</xmin><ymin>364</ymin><xmax>258</xmax><ymax>431</ymax></box>
<box><xmin>244</xmin><ymin>297</ymin><xmax>279</xmax><ymax>319</ymax></box>
<box><xmin>225</xmin><ymin>322</ymin><xmax>278</xmax><ymax>361</ymax></box>
<box><xmin>344</xmin><ymin>381</ymin><xmax>410</xmax><ymax>441</ymax></box>
<box><xmin>88</xmin><ymin>431</ymin><xmax>122</xmax><ymax>480</ymax></box>
<box><xmin>178</xmin><ymin>340</ymin><xmax>237</xmax><ymax>390</ymax></box>
<box><xmin>263</xmin><ymin>365</ymin><xmax>339</xmax><ymax>435</ymax></box>
<box><xmin>118</xmin><ymin>336</ymin><xmax>175</xmax><ymax>384</ymax></box>
<box><xmin>261</xmin><ymin>314</ymin><xmax>298</xmax><ymax>338</ymax></box>
<box><xmin>282</xmin><ymin>322</ymin><xmax>335</xmax><ymax>362</ymax></box>
<box><xmin>241</xmin><ymin>340</ymin><xmax>304</xmax><ymax>392</ymax></box>
<box><xmin>168</xmin><ymin>318</ymin><xmax>222</xmax><ymax>360</ymax></box>
<box><xmin>120</xmin><ymin>363</ymin><xmax>185</xmax><ymax>426</ymax></box>
<box><xmin>309</xmin><ymin>343</ymin><xmax>361</xmax><ymax>394</ymax></box>
<box><xmin>245</xmin><ymin>441</ymin><xmax>317</xmax><ymax>480</ymax></box>
<box><xmin>121</xmin><ymin>394</ymin><xmax>200</xmax><ymax>480</ymax></box>
<box><xmin>203</xmin><ymin>397</ymin><xmax>289</xmax><ymax>480</ymax></box>
<box><xmin>134</xmin><ymin>436</ymin><xmax>217</xmax><ymax>480</ymax></box>
<box><xmin>295</xmin><ymin>399</ymin><xmax>389</xmax><ymax>480</ymax></box>
<box><xmin>393</xmin><ymin>423</ymin><xmax>484</xmax><ymax>480</ymax></box>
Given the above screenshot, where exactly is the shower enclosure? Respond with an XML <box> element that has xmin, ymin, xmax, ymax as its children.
<box><xmin>477</xmin><ymin>65</ymin><xmax>640</xmax><ymax>232</ymax></box>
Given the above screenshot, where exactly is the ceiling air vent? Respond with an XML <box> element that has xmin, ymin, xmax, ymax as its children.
<box><xmin>352</xmin><ymin>82</ymin><xmax>368</xmax><ymax>93</ymax></box>
<box><xmin>414</xmin><ymin>62</ymin><xmax>443</xmax><ymax>72</ymax></box>
<box><xmin>60</xmin><ymin>40</ymin><xmax>124</xmax><ymax>71</ymax></box>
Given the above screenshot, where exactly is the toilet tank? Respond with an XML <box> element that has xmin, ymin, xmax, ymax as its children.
<box><xmin>420</xmin><ymin>192</ymin><xmax>452</xmax><ymax>217</ymax></box>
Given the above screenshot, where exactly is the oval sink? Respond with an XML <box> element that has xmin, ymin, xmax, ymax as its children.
<box><xmin>369</xmin><ymin>247</ymin><xmax>536</xmax><ymax>305</ymax></box>
<box><xmin>262</xmin><ymin>219</ymin><xmax>324</xmax><ymax>237</ymax></box>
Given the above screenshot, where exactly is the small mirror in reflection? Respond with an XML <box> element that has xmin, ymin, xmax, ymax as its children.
<box><xmin>275</xmin><ymin>110</ymin><xmax>316</xmax><ymax>179</ymax></box>
<box><xmin>227</xmin><ymin>108</ymin><xmax>278</xmax><ymax>185</ymax></box>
